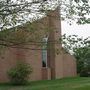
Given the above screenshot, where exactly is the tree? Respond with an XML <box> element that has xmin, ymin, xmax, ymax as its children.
<box><xmin>74</xmin><ymin>47</ymin><xmax>90</xmax><ymax>73</ymax></box>
<box><xmin>0</xmin><ymin>0</ymin><xmax>48</xmax><ymax>30</ymax></box>
<box><xmin>62</xmin><ymin>0</ymin><xmax>90</xmax><ymax>24</ymax></box>
<box><xmin>0</xmin><ymin>0</ymin><xmax>90</xmax><ymax>30</ymax></box>
<box><xmin>0</xmin><ymin>0</ymin><xmax>90</xmax><ymax>53</ymax></box>
<box><xmin>60</xmin><ymin>34</ymin><xmax>90</xmax><ymax>73</ymax></box>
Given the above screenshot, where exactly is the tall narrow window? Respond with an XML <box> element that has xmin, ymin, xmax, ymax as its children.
<box><xmin>42</xmin><ymin>37</ymin><xmax>48</xmax><ymax>67</ymax></box>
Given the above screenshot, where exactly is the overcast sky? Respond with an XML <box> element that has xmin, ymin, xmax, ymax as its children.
<box><xmin>61</xmin><ymin>21</ymin><xmax>90</xmax><ymax>39</ymax></box>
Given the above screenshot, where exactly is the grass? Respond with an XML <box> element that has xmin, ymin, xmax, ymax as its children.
<box><xmin>0</xmin><ymin>77</ymin><xmax>90</xmax><ymax>90</ymax></box>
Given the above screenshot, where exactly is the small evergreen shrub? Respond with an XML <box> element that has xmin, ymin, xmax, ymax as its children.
<box><xmin>7</xmin><ymin>62</ymin><xmax>32</xmax><ymax>85</ymax></box>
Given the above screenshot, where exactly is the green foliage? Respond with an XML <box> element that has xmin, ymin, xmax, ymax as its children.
<box><xmin>7</xmin><ymin>62</ymin><xmax>32</xmax><ymax>85</ymax></box>
<box><xmin>74</xmin><ymin>0</ymin><xmax>88</xmax><ymax>3</ymax></box>
<box><xmin>0</xmin><ymin>0</ymin><xmax>90</xmax><ymax>30</ymax></box>
<box><xmin>80</xmin><ymin>67</ymin><xmax>89</xmax><ymax>77</ymax></box>
<box><xmin>61</xmin><ymin>0</ymin><xmax>90</xmax><ymax>24</ymax></box>
<box><xmin>0</xmin><ymin>21</ymin><xmax>48</xmax><ymax>50</ymax></box>
<box><xmin>60</xmin><ymin>34</ymin><xmax>90</xmax><ymax>73</ymax></box>
<box><xmin>74</xmin><ymin>47</ymin><xmax>90</xmax><ymax>73</ymax></box>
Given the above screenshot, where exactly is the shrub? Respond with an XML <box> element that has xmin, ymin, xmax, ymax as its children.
<box><xmin>7</xmin><ymin>62</ymin><xmax>32</xmax><ymax>85</ymax></box>
<box><xmin>80</xmin><ymin>68</ymin><xmax>88</xmax><ymax>77</ymax></box>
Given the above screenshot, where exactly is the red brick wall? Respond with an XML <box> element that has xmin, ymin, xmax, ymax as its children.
<box><xmin>0</xmin><ymin>48</ymin><xmax>18</xmax><ymax>82</ymax></box>
<box><xmin>63</xmin><ymin>54</ymin><xmax>77</xmax><ymax>77</ymax></box>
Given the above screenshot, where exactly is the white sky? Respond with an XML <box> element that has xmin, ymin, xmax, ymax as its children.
<box><xmin>61</xmin><ymin>21</ymin><xmax>90</xmax><ymax>39</ymax></box>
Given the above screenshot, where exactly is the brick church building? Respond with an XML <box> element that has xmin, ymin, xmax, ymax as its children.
<box><xmin>0</xmin><ymin>7</ymin><xmax>77</xmax><ymax>83</ymax></box>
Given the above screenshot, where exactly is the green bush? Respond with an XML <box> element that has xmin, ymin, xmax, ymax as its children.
<box><xmin>7</xmin><ymin>62</ymin><xmax>32</xmax><ymax>85</ymax></box>
<box><xmin>80</xmin><ymin>68</ymin><xmax>88</xmax><ymax>77</ymax></box>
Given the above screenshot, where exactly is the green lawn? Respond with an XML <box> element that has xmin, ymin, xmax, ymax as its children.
<box><xmin>0</xmin><ymin>77</ymin><xmax>90</xmax><ymax>90</ymax></box>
